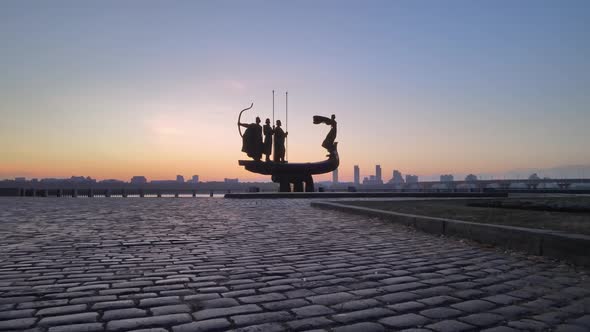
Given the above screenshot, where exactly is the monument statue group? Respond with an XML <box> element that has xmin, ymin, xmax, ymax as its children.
<box><xmin>237</xmin><ymin>100</ymin><xmax>339</xmax><ymax>192</ymax></box>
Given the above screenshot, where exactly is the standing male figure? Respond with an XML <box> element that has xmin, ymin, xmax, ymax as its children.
<box><xmin>263</xmin><ymin>118</ymin><xmax>273</xmax><ymax>162</ymax></box>
<box><xmin>273</xmin><ymin>120</ymin><xmax>288</xmax><ymax>163</ymax></box>
<box><xmin>239</xmin><ymin>116</ymin><xmax>263</xmax><ymax>161</ymax></box>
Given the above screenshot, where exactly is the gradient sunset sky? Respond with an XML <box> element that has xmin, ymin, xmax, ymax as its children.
<box><xmin>1</xmin><ymin>0</ymin><xmax>589</xmax><ymax>182</ymax></box>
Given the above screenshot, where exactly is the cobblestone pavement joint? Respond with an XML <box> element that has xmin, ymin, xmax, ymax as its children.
<box><xmin>0</xmin><ymin>198</ymin><xmax>589</xmax><ymax>332</ymax></box>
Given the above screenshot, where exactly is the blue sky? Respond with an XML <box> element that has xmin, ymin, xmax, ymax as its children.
<box><xmin>1</xmin><ymin>0</ymin><xmax>589</xmax><ymax>181</ymax></box>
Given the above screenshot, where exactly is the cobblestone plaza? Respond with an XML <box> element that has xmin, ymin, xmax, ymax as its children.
<box><xmin>0</xmin><ymin>198</ymin><xmax>589</xmax><ymax>331</ymax></box>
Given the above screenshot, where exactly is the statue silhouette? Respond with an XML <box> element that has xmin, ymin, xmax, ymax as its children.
<box><xmin>239</xmin><ymin>116</ymin><xmax>263</xmax><ymax>161</ymax></box>
<box><xmin>314</xmin><ymin>114</ymin><xmax>337</xmax><ymax>156</ymax></box>
<box><xmin>273</xmin><ymin>120</ymin><xmax>288</xmax><ymax>163</ymax></box>
<box><xmin>237</xmin><ymin>103</ymin><xmax>340</xmax><ymax>193</ymax></box>
<box><xmin>263</xmin><ymin>118</ymin><xmax>273</xmax><ymax>162</ymax></box>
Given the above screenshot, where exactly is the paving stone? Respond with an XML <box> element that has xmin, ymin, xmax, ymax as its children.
<box><xmin>451</xmin><ymin>299</ymin><xmax>496</xmax><ymax>313</ymax></box>
<box><xmin>426</xmin><ymin>319</ymin><xmax>474</xmax><ymax>332</ymax></box>
<box><xmin>103</xmin><ymin>308</ymin><xmax>147</xmax><ymax>320</ymax></box>
<box><xmin>0</xmin><ymin>296</ymin><xmax>36</xmax><ymax>304</ymax></box>
<box><xmin>91</xmin><ymin>300</ymin><xmax>135</xmax><ymax>310</ymax></box>
<box><xmin>307</xmin><ymin>292</ymin><xmax>356</xmax><ymax>305</ymax></box>
<box><xmin>481</xmin><ymin>327</ymin><xmax>520</xmax><ymax>332</ymax></box>
<box><xmin>555</xmin><ymin>324</ymin><xmax>590</xmax><ymax>332</ymax></box>
<box><xmin>572</xmin><ymin>315</ymin><xmax>590</xmax><ymax>328</ymax></box>
<box><xmin>193</xmin><ymin>304</ymin><xmax>262</xmax><ymax>320</ymax></box>
<box><xmin>483</xmin><ymin>294</ymin><xmax>520</xmax><ymax>305</ymax></box>
<box><xmin>0</xmin><ymin>317</ymin><xmax>38</xmax><ymax>330</ymax></box>
<box><xmin>227</xmin><ymin>322</ymin><xmax>286</xmax><ymax>332</ymax></box>
<box><xmin>333</xmin><ymin>322</ymin><xmax>385</xmax><ymax>332</ymax></box>
<box><xmin>200</xmin><ymin>297</ymin><xmax>239</xmax><ymax>308</ymax></box>
<box><xmin>37</xmin><ymin>304</ymin><xmax>88</xmax><ymax>316</ymax></box>
<box><xmin>379</xmin><ymin>313</ymin><xmax>430</xmax><ymax>328</ymax></box>
<box><xmin>185</xmin><ymin>293</ymin><xmax>221</xmax><ymax>302</ymax></box>
<box><xmin>292</xmin><ymin>305</ymin><xmax>335</xmax><ymax>318</ymax></box>
<box><xmin>261</xmin><ymin>298</ymin><xmax>309</xmax><ymax>311</ymax></box>
<box><xmin>2</xmin><ymin>198</ymin><xmax>590</xmax><ymax>332</ymax></box>
<box><xmin>231</xmin><ymin>311</ymin><xmax>292</xmax><ymax>326</ymax></box>
<box><xmin>38</xmin><ymin>312</ymin><xmax>99</xmax><ymax>327</ymax></box>
<box><xmin>491</xmin><ymin>305</ymin><xmax>531</xmax><ymax>319</ymax></box>
<box><xmin>18</xmin><ymin>299</ymin><xmax>69</xmax><ymax>309</ymax></box>
<box><xmin>48</xmin><ymin>323</ymin><xmax>104</xmax><ymax>332</ymax></box>
<box><xmin>172</xmin><ymin>318</ymin><xmax>231</xmax><ymax>332</ymax></box>
<box><xmin>70</xmin><ymin>295</ymin><xmax>117</xmax><ymax>304</ymax></box>
<box><xmin>419</xmin><ymin>307</ymin><xmax>462</xmax><ymax>319</ymax></box>
<box><xmin>286</xmin><ymin>316</ymin><xmax>334</xmax><ymax>331</ymax></box>
<box><xmin>376</xmin><ymin>291</ymin><xmax>420</xmax><ymax>304</ymax></box>
<box><xmin>459</xmin><ymin>312</ymin><xmax>505</xmax><ymax>327</ymax></box>
<box><xmin>418</xmin><ymin>295</ymin><xmax>459</xmax><ymax>306</ymax></box>
<box><xmin>139</xmin><ymin>296</ymin><xmax>181</xmax><ymax>307</ymax></box>
<box><xmin>388</xmin><ymin>301</ymin><xmax>426</xmax><ymax>312</ymax></box>
<box><xmin>285</xmin><ymin>289</ymin><xmax>316</xmax><ymax>299</ymax></box>
<box><xmin>331</xmin><ymin>298</ymin><xmax>381</xmax><ymax>311</ymax></box>
<box><xmin>238</xmin><ymin>293</ymin><xmax>286</xmax><ymax>304</ymax></box>
<box><xmin>0</xmin><ymin>308</ymin><xmax>36</xmax><ymax>319</ymax></box>
<box><xmin>106</xmin><ymin>313</ymin><xmax>192</xmax><ymax>331</ymax></box>
<box><xmin>150</xmin><ymin>304</ymin><xmax>192</xmax><ymax>315</ymax></box>
<box><xmin>331</xmin><ymin>307</ymin><xmax>393</xmax><ymax>323</ymax></box>
<box><xmin>507</xmin><ymin>319</ymin><xmax>550</xmax><ymax>330</ymax></box>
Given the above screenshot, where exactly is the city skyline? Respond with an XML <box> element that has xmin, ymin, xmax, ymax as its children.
<box><xmin>4</xmin><ymin>162</ymin><xmax>590</xmax><ymax>184</ymax></box>
<box><xmin>1</xmin><ymin>1</ymin><xmax>589</xmax><ymax>181</ymax></box>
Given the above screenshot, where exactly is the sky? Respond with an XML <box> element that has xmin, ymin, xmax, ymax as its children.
<box><xmin>1</xmin><ymin>0</ymin><xmax>589</xmax><ymax>182</ymax></box>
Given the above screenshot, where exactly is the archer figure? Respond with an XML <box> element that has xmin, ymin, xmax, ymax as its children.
<box><xmin>238</xmin><ymin>113</ymin><xmax>263</xmax><ymax>161</ymax></box>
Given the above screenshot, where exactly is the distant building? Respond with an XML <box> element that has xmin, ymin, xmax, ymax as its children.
<box><xmin>465</xmin><ymin>174</ymin><xmax>478</xmax><ymax>182</ymax></box>
<box><xmin>100</xmin><ymin>179</ymin><xmax>125</xmax><ymax>184</ymax></box>
<box><xmin>131</xmin><ymin>176</ymin><xmax>147</xmax><ymax>184</ymax></box>
<box><xmin>440</xmin><ymin>174</ymin><xmax>454</xmax><ymax>182</ymax></box>
<box><xmin>224</xmin><ymin>178</ymin><xmax>239</xmax><ymax>184</ymax></box>
<box><xmin>70</xmin><ymin>176</ymin><xmax>96</xmax><ymax>183</ymax></box>
<box><xmin>362</xmin><ymin>166</ymin><xmax>384</xmax><ymax>185</ymax></box>
<box><xmin>14</xmin><ymin>177</ymin><xmax>25</xmax><ymax>182</ymax></box>
<box><xmin>176</xmin><ymin>175</ymin><xmax>185</xmax><ymax>183</ymax></box>
<box><xmin>192</xmin><ymin>175</ymin><xmax>199</xmax><ymax>183</ymax></box>
<box><xmin>40</xmin><ymin>178</ymin><xmax>61</xmax><ymax>183</ymax></box>
<box><xmin>528</xmin><ymin>173</ymin><xmax>541</xmax><ymax>180</ymax></box>
<box><xmin>354</xmin><ymin>165</ymin><xmax>360</xmax><ymax>185</ymax></box>
<box><xmin>389</xmin><ymin>170</ymin><xmax>404</xmax><ymax>184</ymax></box>
<box><xmin>332</xmin><ymin>168</ymin><xmax>338</xmax><ymax>184</ymax></box>
<box><xmin>405</xmin><ymin>174</ymin><xmax>418</xmax><ymax>183</ymax></box>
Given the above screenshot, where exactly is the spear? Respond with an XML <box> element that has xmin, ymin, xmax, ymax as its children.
<box><xmin>286</xmin><ymin>91</ymin><xmax>288</xmax><ymax>162</ymax></box>
<box><xmin>272</xmin><ymin>90</ymin><xmax>275</xmax><ymax>125</ymax></box>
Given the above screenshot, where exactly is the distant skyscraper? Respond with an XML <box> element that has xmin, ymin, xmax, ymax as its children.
<box><xmin>332</xmin><ymin>168</ymin><xmax>338</xmax><ymax>184</ymax></box>
<box><xmin>192</xmin><ymin>175</ymin><xmax>199</xmax><ymax>183</ymax></box>
<box><xmin>405</xmin><ymin>174</ymin><xmax>418</xmax><ymax>183</ymax></box>
<box><xmin>465</xmin><ymin>174</ymin><xmax>478</xmax><ymax>182</ymax></box>
<box><xmin>176</xmin><ymin>175</ymin><xmax>185</xmax><ymax>183</ymax></box>
<box><xmin>376</xmin><ymin>165</ymin><xmax>382</xmax><ymax>184</ymax></box>
<box><xmin>354</xmin><ymin>165</ymin><xmax>360</xmax><ymax>185</ymax></box>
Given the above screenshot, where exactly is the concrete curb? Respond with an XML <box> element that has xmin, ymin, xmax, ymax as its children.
<box><xmin>225</xmin><ymin>192</ymin><xmax>508</xmax><ymax>199</ymax></box>
<box><xmin>310</xmin><ymin>201</ymin><xmax>590</xmax><ymax>267</ymax></box>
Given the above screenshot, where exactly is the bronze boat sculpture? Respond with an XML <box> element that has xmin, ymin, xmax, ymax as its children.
<box><xmin>238</xmin><ymin>103</ymin><xmax>339</xmax><ymax>192</ymax></box>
